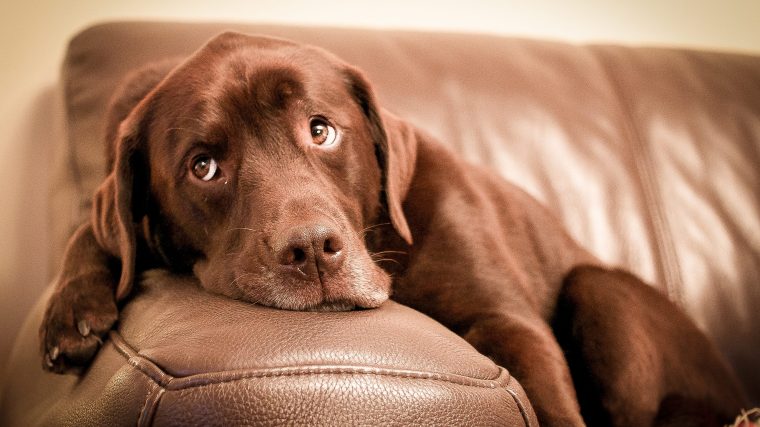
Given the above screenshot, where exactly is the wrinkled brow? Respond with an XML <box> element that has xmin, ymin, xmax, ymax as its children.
<box><xmin>152</xmin><ymin>61</ymin><xmax>313</xmax><ymax>164</ymax></box>
<box><xmin>208</xmin><ymin>63</ymin><xmax>308</xmax><ymax>123</ymax></box>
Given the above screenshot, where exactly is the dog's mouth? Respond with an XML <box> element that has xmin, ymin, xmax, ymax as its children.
<box><xmin>304</xmin><ymin>301</ymin><xmax>357</xmax><ymax>312</ymax></box>
<box><xmin>219</xmin><ymin>259</ymin><xmax>392</xmax><ymax>312</ymax></box>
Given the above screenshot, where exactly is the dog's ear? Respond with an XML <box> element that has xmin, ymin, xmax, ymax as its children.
<box><xmin>91</xmin><ymin>107</ymin><xmax>147</xmax><ymax>301</ymax></box>
<box><xmin>91</xmin><ymin>61</ymin><xmax>175</xmax><ymax>301</ymax></box>
<box><xmin>344</xmin><ymin>67</ymin><xmax>417</xmax><ymax>245</ymax></box>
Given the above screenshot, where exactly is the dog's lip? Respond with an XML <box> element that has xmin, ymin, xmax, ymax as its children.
<box><xmin>231</xmin><ymin>274</ymin><xmax>390</xmax><ymax>311</ymax></box>
<box><xmin>227</xmin><ymin>249</ymin><xmax>391</xmax><ymax>311</ymax></box>
<box><xmin>282</xmin><ymin>287</ymin><xmax>389</xmax><ymax>312</ymax></box>
<box><xmin>304</xmin><ymin>301</ymin><xmax>357</xmax><ymax>312</ymax></box>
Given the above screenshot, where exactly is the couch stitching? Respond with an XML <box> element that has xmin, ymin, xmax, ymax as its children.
<box><xmin>161</xmin><ymin>365</ymin><xmax>507</xmax><ymax>391</ymax></box>
<box><xmin>111</xmin><ymin>332</ymin><xmax>511</xmax><ymax>391</ymax></box>
<box><xmin>504</xmin><ymin>375</ymin><xmax>533</xmax><ymax>427</ymax></box>
<box><xmin>506</xmin><ymin>389</ymin><xmax>532</xmax><ymax>427</ymax></box>
<box><xmin>589</xmin><ymin>46</ymin><xmax>684</xmax><ymax>305</ymax></box>
<box><xmin>137</xmin><ymin>381</ymin><xmax>156</xmax><ymax>427</ymax></box>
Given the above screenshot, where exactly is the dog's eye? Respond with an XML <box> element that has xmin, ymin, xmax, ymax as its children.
<box><xmin>192</xmin><ymin>156</ymin><xmax>219</xmax><ymax>181</ymax></box>
<box><xmin>310</xmin><ymin>118</ymin><xmax>338</xmax><ymax>147</ymax></box>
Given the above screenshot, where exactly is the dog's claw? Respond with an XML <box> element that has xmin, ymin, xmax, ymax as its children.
<box><xmin>45</xmin><ymin>353</ymin><xmax>54</xmax><ymax>368</ymax></box>
<box><xmin>77</xmin><ymin>319</ymin><xmax>91</xmax><ymax>337</ymax></box>
<box><xmin>40</xmin><ymin>273</ymin><xmax>119</xmax><ymax>374</ymax></box>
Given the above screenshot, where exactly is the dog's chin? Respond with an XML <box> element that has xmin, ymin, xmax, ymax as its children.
<box><xmin>258</xmin><ymin>287</ymin><xmax>390</xmax><ymax>312</ymax></box>
<box><xmin>304</xmin><ymin>301</ymin><xmax>357</xmax><ymax>312</ymax></box>
<box><xmin>230</xmin><ymin>273</ymin><xmax>391</xmax><ymax>313</ymax></box>
<box><xmin>226</xmin><ymin>260</ymin><xmax>391</xmax><ymax>312</ymax></box>
<box><xmin>247</xmin><ymin>292</ymin><xmax>387</xmax><ymax>312</ymax></box>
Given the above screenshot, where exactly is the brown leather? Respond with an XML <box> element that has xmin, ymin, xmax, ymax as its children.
<box><xmin>2</xmin><ymin>271</ymin><xmax>536</xmax><ymax>426</ymax></box>
<box><xmin>2</xmin><ymin>20</ymin><xmax>759</xmax><ymax>423</ymax></box>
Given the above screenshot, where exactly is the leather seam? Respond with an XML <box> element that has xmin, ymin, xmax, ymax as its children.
<box><xmin>505</xmin><ymin>375</ymin><xmax>533</xmax><ymax>427</ymax></box>
<box><xmin>589</xmin><ymin>46</ymin><xmax>684</xmax><ymax>305</ymax></box>
<box><xmin>111</xmin><ymin>331</ymin><xmax>511</xmax><ymax>391</ymax></box>
<box><xmin>137</xmin><ymin>380</ymin><xmax>163</xmax><ymax>427</ymax></box>
<box><xmin>138</xmin><ymin>381</ymin><xmax>153</xmax><ymax>423</ymax></box>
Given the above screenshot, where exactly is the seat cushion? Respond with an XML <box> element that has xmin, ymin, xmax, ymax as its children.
<box><xmin>1</xmin><ymin>271</ymin><xmax>536</xmax><ymax>426</ymax></box>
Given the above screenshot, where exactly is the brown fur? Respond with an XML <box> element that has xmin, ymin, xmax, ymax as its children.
<box><xmin>40</xmin><ymin>32</ymin><xmax>747</xmax><ymax>426</ymax></box>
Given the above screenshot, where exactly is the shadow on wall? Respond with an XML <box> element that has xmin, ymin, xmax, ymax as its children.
<box><xmin>0</xmin><ymin>85</ymin><xmax>58</xmax><ymax>384</ymax></box>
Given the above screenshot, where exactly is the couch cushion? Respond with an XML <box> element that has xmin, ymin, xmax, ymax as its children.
<box><xmin>1</xmin><ymin>271</ymin><xmax>536</xmax><ymax>426</ymax></box>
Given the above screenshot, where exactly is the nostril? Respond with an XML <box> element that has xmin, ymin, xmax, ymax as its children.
<box><xmin>292</xmin><ymin>248</ymin><xmax>306</xmax><ymax>263</ymax></box>
<box><xmin>274</xmin><ymin>224</ymin><xmax>346</xmax><ymax>275</ymax></box>
<box><xmin>323</xmin><ymin>237</ymin><xmax>343</xmax><ymax>254</ymax></box>
<box><xmin>281</xmin><ymin>246</ymin><xmax>308</xmax><ymax>266</ymax></box>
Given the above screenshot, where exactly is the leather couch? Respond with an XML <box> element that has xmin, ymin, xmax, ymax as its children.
<box><xmin>2</xmin><ymin>21</ymin><xmax>759</xmax><ymax>425</ymax></box>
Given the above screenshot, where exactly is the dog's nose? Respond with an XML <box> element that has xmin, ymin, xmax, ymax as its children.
<box><xmin>275</xmin><ymin>223</ymin><xmax>346</xmax><ymax>279</ymax></box>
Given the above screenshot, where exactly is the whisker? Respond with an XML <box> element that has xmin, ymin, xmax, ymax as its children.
<box><xmin>362</xmin><ymin>222</ymin><xmax>391</xmax><ymax>233</ymax></box>
<box><xmin>373</xmin><ymin>258</ymin><xmax>403</xmax><ymax>267</ymax></box>
<box><xmin>227</xmin><ymin>272</ymin><xmax>254</xmax><ymax>289</ymax></box>
<box><xmin>359</xmin><ymin>222</ymin><xmax>392</xmax><ymax>239</ymax></box>
<box><xmin>228</xmin><ymin>227</ymin><xmax>256</xmax><ymax>233</ymax></box>
<box><xmin>371</xmin><ymin>250</ymin><xmax>408</xmax><ymax>257</ymax></box>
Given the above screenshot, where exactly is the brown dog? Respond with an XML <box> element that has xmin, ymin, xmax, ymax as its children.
<box><xmin>40</xmin><ymin>32</ymin><xmax>747</xmax><ymax>426</ymax></box>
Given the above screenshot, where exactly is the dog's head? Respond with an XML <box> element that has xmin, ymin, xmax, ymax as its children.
<box><xmin>92</xmin><ymin>32</ymin><xmax>418</xmax><ymax>311</ymax></box>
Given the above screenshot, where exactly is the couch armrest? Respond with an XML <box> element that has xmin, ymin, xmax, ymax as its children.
<box><xmin>1</xmin><ymin>270</ymin><xmax>536</xmax><ymax>426</ymax></box>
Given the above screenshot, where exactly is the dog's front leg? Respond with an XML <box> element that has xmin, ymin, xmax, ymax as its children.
<box><xmin>464</xmin><ymin>313</ymin><xmax>585</xmax><ymax>427</ymax></box>
<box><xmin>39</xmin><ymin>223</ymin><xmax>119</xmax><ymax>374</ymax></box>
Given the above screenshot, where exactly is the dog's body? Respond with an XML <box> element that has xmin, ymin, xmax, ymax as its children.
<box><xmin>41</xmin><ymin>32</ymin><xmax>746</xmax><ymax>426</ymax></box>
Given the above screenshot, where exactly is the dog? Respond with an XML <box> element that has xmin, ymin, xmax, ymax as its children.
<box><xmin>40</xmin><ymin>32</ymin><xmax>747</xmax><ymax>426</ymax></box>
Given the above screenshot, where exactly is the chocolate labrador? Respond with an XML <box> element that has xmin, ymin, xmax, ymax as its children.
<box><xmin>40</xmin><ymin>32</ymin><xmax>747</xmax><ymax>426</ymax></box>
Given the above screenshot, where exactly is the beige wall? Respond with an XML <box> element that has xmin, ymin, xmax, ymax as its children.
<box><xmin>1</xmin><ymin>0</ymin><xmax>759</xmax><ymax>372</ymax></box>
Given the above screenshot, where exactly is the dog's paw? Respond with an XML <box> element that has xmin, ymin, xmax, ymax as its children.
<box><xmin>39</xmin><ymin>279</ymin><xmax>118</xmax><ymax>375</ymax></box>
